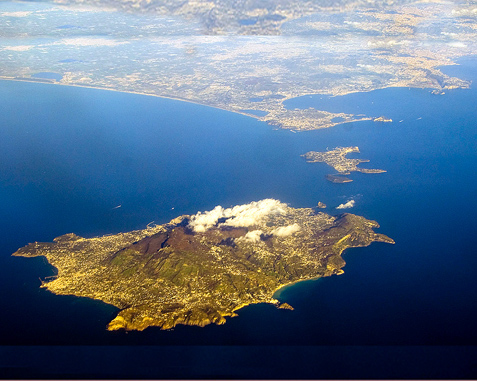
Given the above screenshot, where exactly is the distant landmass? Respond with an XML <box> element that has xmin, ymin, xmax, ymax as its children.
<box><xmin>13</xmin><ymin>199</ymin><xmax>393</xmax><ymax>331</ymax></box>
<box><xmin>50</xmin><ymin>0</ymin><xmax>412</xmax><ymax>36</ymax></box>
<box><xmin>0</xmin><ymin>0</ymin><xmax>474</xmax><ymax>130</ymax></box>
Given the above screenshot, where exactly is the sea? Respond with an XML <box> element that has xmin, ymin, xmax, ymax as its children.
<box><xmin>1</xmin><ymin>57</ymin><xmax>476</xmax><ymax>378</ymax></box>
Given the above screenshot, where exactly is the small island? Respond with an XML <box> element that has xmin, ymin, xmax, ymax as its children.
<box><xmin>13</xmin><ymin>199</ymin><xmax>393</xmax><ymax>331</ymax></box>
<box><xmin>302</xmin><ymin>147</ymin><xmax>386</xmax><ymax>183</ymax></box>
<box><xmin>325</xmin><ymin>174</ymin><xmax>353</xmax><ymax>184</ymax></box>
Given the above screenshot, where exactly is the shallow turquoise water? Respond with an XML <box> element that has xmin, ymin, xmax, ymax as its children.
<box><xmin>0</xmin><ymin>57</ymin><xmax>476</xmax><ymax>377</ymax></box>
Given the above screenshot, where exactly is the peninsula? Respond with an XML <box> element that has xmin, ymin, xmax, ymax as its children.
<box><xmin>302</xmin><ymin>147</ymin><xmax>386</xmax><ymax>182</ymax></box>
<box><xmin>13</xmin><ymin>199</ymin><xmax>394</xmax><ymax>331</ymax></box>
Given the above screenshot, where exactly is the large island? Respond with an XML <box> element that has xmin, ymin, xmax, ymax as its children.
<box><xmin>13</xmin><ymin>199</ymin><xmax>393</xmax><ymax>331</ymax></box>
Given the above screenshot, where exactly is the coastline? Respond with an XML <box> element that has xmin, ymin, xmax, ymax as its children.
<box><xmin>2</xmin><ymin>75</ymin><xmax>451</xmax><ymax>132</ymax></box>
<box><xmin>12</xmin><ymin>209</ymin><xmax>394</xmax><ymax>331</ymax></box>
<box><xmin>0</xmin><ymin>76</ymin><xmax>269</xmax><ymax>125</ymax></box>
<box><xmin>272</xmin><ymin>276</ymin><xmax>323</xmax><ymax>300</ymax></box>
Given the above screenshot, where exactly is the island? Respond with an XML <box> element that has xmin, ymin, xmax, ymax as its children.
<box><xmin>302</xmin><ymin>146</ymin><xmax>386</xmax><ymax>182</ymax></box>
<box><xmin>13</xmin><ymin>199</ymin><xmax>394</xmax><ymax>331</ymax></box>
<box><xmin>325</xmin><ymin>174</ymin><xmax>353</xmax><ymax>184</ymax></box>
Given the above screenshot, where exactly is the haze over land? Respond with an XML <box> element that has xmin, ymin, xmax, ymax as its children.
<box><xmin>1</xmin><ymin>0</ymin><xmax>476</xmax><ymax>130</ymax></box>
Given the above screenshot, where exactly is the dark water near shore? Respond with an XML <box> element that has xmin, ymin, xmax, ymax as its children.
<box><xmin>1</xmin><ymin>57</ymin><xmax>476</xmax><ymax>378</ymax></box>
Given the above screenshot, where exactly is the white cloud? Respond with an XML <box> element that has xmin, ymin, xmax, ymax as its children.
<box><xmin>188</xmin><ymin>205</ymin><xmax>226</xmax><ymax>233</ymax></box>
<box><xmin>189</xmin><ymin>199</ymin><xmax>287</xmax><ymax>233</ymax></box>
<box><xmin>53</xmin><ymin>38</ymin><xmax>128</xmax><ymax>47</ymax></box>
<box><xmin>451</xmin><ymin>7</ymin><xmax>477</xmax><ymax>17</ymax></box>
<box><xmin>367</xmin><ymin>39</ymin><xmax>408</xmax><ymax>48</ymax></box>
<box><xmin>447</xmin><ymin>42</ymin><xmax>467</xmax><ymax>48</ymax></box>
<box><xmin>239</xmin><ymin>230</ymin><xmax>264</xmax><ymax>243</ymax></box>
<box><xmin>272</xmin><ymin>223</ymin><xmax>301</xmax><ymax>237</ymax></box>
<box><xmin>336</xmin><ymin>200</ymin><xmax>355</xmax><ymax>209</ymax></box>
<box><xmin>57</xmin><ymin>5</ymin><xmax>115</xmax><ymax>13</ymax></box>
<box><xmin>1</xmin><ymin>11</ymin><xmax>33</xmax><ymax>17</ymax></box>
<box><xmin>2</xmin><ymin>45</ymin><xmax>34</xmax><ymax>52</ymax></box>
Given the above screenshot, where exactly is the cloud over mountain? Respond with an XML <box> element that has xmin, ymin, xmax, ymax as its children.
<box><xmin>239</xmin><ymin>230</ymin><xmax>264</xmax><ymax>243</ymax></box>
<box><xmin>272</xmin><ymin>223</ymin><xmax>301</xmax><ymax>237</ymax></box>
<box><xmin>189</xmin><ymin>199</ymin><xmax>287</xmax><ymax>233</ymax></box>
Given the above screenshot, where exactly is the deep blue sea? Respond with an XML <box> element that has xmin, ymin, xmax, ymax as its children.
<box><xmin>1</xmin><ymin>57</ymin><xmax>476</xmax><ymax>378</ymax></box>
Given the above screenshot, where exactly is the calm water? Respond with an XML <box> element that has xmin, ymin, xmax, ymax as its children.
<box><xmin>1</xmin><ymin>58</ymin><xmax>476</xmax><ymax>378</ymax></box>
